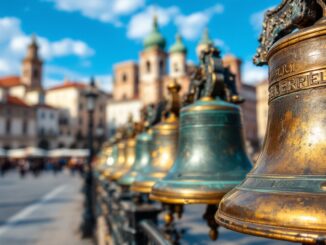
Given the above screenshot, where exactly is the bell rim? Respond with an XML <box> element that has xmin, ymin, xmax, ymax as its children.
<box><xmin>109</xmin><ymin>168</ymin><xmax>128</xmax><ymax>181</ymax></box>
<box><xmin>150</xmin><ymin>188</ymin><xmax>226</xmax><ymax>205</ymax></box>
<box><xmin>216</xmin><ymin>210</ymin><xmax>323</xmax><ymax>244</ymax></box>
<box><xmin>131</xmin><ymin>181</ymin><xmax>154</xmax><ymax>193</ymax></box>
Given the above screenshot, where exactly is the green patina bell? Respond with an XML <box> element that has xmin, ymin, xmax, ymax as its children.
<box><xmin>131</xmin><ymin>80</ymin><xmax>181</xmax><ymax>194</ymax></box>
<box><xmin>150</xmin><ymin>47</ymin><xmax>252</xmax><ymax>204</ymax></box>
<box><xmin>118</xmin><ymin>129</ymin><xmax>153</xmax><ymax>187</ymax></box>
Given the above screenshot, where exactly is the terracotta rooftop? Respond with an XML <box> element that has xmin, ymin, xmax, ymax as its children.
<box><xmin>6</xmin><ymin>96</ymin><xmax>30</xmax><ymax>107</ymax></box>
<box><xmin>47</xmin><ymin>81</ymin><xmax>87</xmax><ymax>91</ymax></box>
<box><xmin>0</xmin><ymin>76</ymin><xmax>24</xmax><ymax>88</ymax></box>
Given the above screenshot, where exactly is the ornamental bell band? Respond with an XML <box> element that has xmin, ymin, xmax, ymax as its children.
<box><xmin>216</xmin><ymin>0</ymin><xmax>326</xmax><ymax>244</ymax></box>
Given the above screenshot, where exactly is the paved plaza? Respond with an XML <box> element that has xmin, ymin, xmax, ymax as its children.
<box><xmin>0</xmin><ymin>171</ymin><xmax>91</xmax><ymax>245</ymax></box>
<box><xmin>0</xmin><ymin>170</ymin><xmax>294</xmax><ymax>245</ymax></box>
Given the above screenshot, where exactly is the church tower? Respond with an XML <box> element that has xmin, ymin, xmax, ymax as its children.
<box><xmin>169</xmin><ymin>34</ymin><xmax>187</xmax><ymax>78</ymax></box>
<box><xmin>196</xmin><ymin>28</ymin><xmax>214</xmax><ymax>57</ymax></box>
<box><xmin>139</xmin><ymin>16</ymin><xmax>167</xmax><ymax>105</ymax></box>
<box><xmin>21</xmin><ymin>35</ymin><xmax>43</xmax><ymax>90</ymax></box>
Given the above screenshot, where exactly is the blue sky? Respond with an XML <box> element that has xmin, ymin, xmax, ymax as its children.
<box><xmin>0</xmin><ymin>0</ymin><xmax>279</xmax><ymax>91</ymax></box>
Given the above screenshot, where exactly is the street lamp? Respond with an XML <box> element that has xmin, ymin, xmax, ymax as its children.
<box><xmin>81</xmin><ymin>77</ymin><xmax>99</xmax><ymax>238</ymax></box>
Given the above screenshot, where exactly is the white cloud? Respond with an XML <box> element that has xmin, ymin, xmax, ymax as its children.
<box><xmin>243</xmin><ymin>61</ymin><xmax>268</xmax><ymax>84</ymax></box>
<box><xmin>127</xmin><ymin>5</ymin><xmax>179</xmax><ymax>40</ymax></box>
<box><xmin>0</xmin><ymin>16</ymin><xmax>94</xmax><ymax>78</ymax></box>
<box><xmin>48</xmin><ymin>0</ymin><xmax>144</xmax><ymax>25</ymax></box>
<box><xmin>250</xmin><ymin>6</ymin><xmax>275</xmax><ymax>32</ymax></box>
<box><xmin>127</xmin><ymin>3</ymin><xmax>224</xmax><ymax>41</ymax></box>
<box><xmin>175</xmin><ymin>4</ymin><xmax>224</xmax><ymax>40</ymax></box>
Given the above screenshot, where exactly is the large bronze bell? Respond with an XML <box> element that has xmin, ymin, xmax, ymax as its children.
<box><xmin>131</xmin><ymin>80</ymin><xmax>181</xmax><ymax>193</ymax></box>
<box><xmin>118</xmin><ymin>107</ymin><xmax>154</xmax><ymax>187</ymax></box>
<box><xmin>216</xmin><ymin>1</ymin><xmax>326</xmax><ymax>244</ymax></box>
<box><xmin>150</xmin><ymin>47</ymin><xmax>252</xmax><ymax>204</ymax></box>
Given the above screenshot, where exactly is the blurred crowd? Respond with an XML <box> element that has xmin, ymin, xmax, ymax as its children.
<box><xmin>0</xmin><ymin>157</ymin><xmax>86</xmax><ymax>178</ymax></box>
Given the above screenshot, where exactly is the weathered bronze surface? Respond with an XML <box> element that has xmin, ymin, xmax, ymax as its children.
<box><xmin>150</xmin><ymin>47</ymin><xmax>252</xmax><ymax>204</ymax></box>
<box><xmin>131</xmin><ymin>80</ymin><xmax>181</xmax><ymax>193</ymax></box>
<box><xmin>216</xmin><ymin>1</ymin><xmax>326</xmax><ymax>243</ymax></box>
<box><xmin>110</xmin><ymin>137</ymin><xmax>136</xmax><ymax>181</ymax></box>
<box><xmin>118</xmin><ymin>130</ymin><xmax>153</xmax><ymax>186</ymax></box>
<box><xmin>105</xmin><ymin>140</ymin><xmax>126</xmax><ymax>180</ymax></box>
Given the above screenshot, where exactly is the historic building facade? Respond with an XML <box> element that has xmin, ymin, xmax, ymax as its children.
<box><xmin>107</xmin><ymin>18</ymin><xmax>261</xmax><ymax>152</ymax></box>
<box><xmin>46</xmin><ymin>81</ymin><xmax>108</xmax><ymax>149</ymax></box>
<box><xmin>0</xmin><ymin>36</ymin><xmax>60</xmax><ymax>149</ymax></box>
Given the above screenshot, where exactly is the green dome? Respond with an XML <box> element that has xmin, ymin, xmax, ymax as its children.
<box><xmin>198</xmin><ymin>28</ymin><xmax>214</xmax><ymax>47</ymax></box>
<box><xmin>144</xmin><ymin>16</ymin><xmax>166</xmax><ymax>50</ymax></box>
<box><xmin>169</xmin><ymin>34</ymin><xmax>187</xmax><ymax>54</ymax></box>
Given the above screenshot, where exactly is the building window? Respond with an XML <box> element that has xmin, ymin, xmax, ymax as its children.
<box><xmin>122</xmin><ymin>73</ymin><xmax>128</xmax><ymax>83</ymax></box>
<box><xmin>159</xmin><ymin>60</ymin><xmax>164</xmax><ymax>75</ymax></box>
<box><xmin>173</xmin><ymin>63</ymin><xmax>179</xmax><ymax>72</ymax></box>
<box><xmin>33</xmin><ymin>69</ymin><xmax>39</xmax><ymax>79</ymax></box>
<box><xmin>40</xmin><ymin>112</ymin><xmax>45</xmax><ymax>119</ymax></box>
<box><xmin>22</xmin><ymin>120</ymin><xmax>28</xmax><ymax>135</ymax></box>
<box><xmin>146</xmin><ymin>61</ymin><xmax>151</xmax><ymax>73</ymax></box>
<box><xmin>5</xmin><ymin>119</ymin><xmax>10</xmax><ymax>134</ymax></box>
<box><xmin>99</xmin><ymin>104</ymin><xmax>104</xmax><ymax>112</ymax></box>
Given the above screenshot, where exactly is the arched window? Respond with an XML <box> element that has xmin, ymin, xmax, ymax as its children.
<box><xmin>122</xmin><ymin>73</ymin><xmax>128</xmax><ymax>82</ymax></box>
<box><xmin>146</xmin><ymin>61</ymin><xmax>151</xmax><ymax>73</ymax></box>
<box><xmin>33</xmin><ymin>68</ymin><xmax>39</xmax><ymax>78</ymax></box>
<box><xmin>159</xmin><ymin>60</ymin><xmax>164</xmax><ymax>75</ymax></box>
<box><xmin>173</xmin><ymin>63</ymin><xmax>179</xmax><ymax>72</ymax></box>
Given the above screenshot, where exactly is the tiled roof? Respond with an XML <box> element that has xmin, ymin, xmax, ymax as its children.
<box><xmin>47</xmin><ymin>81</ymin><xmax>87</xmax><ymax>91</ymax></box>
<box><xmin>0</xmin><ymin>76</ymin><xmax>23</xmax><ymax>88</ymax></box>
<box><xmin>6</xmin><ymin>96</ymin><xmax>29</xmax><ymax>107</ymax></box>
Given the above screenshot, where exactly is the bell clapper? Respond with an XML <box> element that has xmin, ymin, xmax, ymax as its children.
<box><xmin>162</xmin><ymin>203</ymin><xmax>184</xmax><ymax>244</ymax></box>
<box><xmin>203</xmin><ymin>205</ymin><xmax>219</xmax><ymax>241</ymax></box>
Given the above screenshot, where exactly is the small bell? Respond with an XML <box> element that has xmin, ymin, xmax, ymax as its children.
<box><xmin>118</xmin><ymin>107</ymin><xmax>154</xmax><ymax>187</ymax></box>
<box><xmin>131</xmin><ymin>79</ymin><xmax>181</xmax><ymax>193</ymax></box>
<box><xmin>109</xmin><ymin>116</ymin><xmax>139</xmax><ymax>181</ymax></box>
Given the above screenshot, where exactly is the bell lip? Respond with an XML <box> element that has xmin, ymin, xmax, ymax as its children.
<box><xmin>131</xmin><ymin>181</ymin><xmax>154</xmax><ymax>193</ymax></box>
<box><xmin>117</xmin><ymin>171</ymin><xmax>138</xmax><ymax>186</ymax></box>
<box><xmin>150</xmin><ymin>188</ymin><xmax>227</xmax><ymax>205</ymax></box>
<box><xmin>216</xmin><ymin>210</ymin><xmax>322</xmax><ymax>244</ymax></box>
<box><xmin>267</xmin><ymin>23</ymin><xmax>326</xmax><ymax>64</ymax></box>
<box><xmin>109</xmin><ymin>168</ymin><xmax>128</xmax><ymax>181</ymax></box>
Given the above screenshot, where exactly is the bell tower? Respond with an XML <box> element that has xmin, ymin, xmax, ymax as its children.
<box><xmin>169</xmin><ymin>34</ymin><xmax>187</xmax><ymax>78</ymax></box>
<box><xmin>139</xmin><ymin>16</ymin><xmax>167</xmax><ymax>105</ymax></box>
<box><xmin>21</xmin><ymin>35</ymin><xmax>43</xmax><ymax>90</ymax></box>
